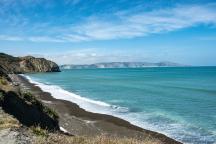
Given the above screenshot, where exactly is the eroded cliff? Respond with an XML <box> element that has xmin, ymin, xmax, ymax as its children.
<box><xmin>0</xmin><ymin>53</ymin><xmax>60</xmax><ymax>74</ymax></box>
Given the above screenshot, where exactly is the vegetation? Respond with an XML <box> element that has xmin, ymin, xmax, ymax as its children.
<box><xmin>33</xmin><ymin>134</ymin><xmax>161</xmax><ymax>144</ymax></box>
<box><xmin>0</xmin><ymin>77</ymin><xmax>7</xmax><ymax>85</ymax></box>
<box><xmin>42</xmin><ymin>106</ymin><xmax>59</xmax><ymax>120</ymax></box>
<box><xmin>31</xmin><ymin>125</ymin><xmax>49</xmax><ymax>137</ymax></box>
<box><xmin>0</xmin><ymin>108</ymin><xmax>20</xmax><ymax>130</ymax></box>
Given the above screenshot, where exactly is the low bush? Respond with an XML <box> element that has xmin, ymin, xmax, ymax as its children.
<box><xmin>31</xmin><ymin>125</ymin><xmax>49</xmax><ymax>137</ymax></box>
<box><xmin>0</xmin><ymin>78</ymin><xmax>8</xmax><ymax>85</ymax></box>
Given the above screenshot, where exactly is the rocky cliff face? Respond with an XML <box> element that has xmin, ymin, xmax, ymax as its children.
<box><xmin>19</xmin><ymin>56</ymin><xmax>60</xmax><ymax>73</ymax></box>
<box><xmin>0</xmin><ymin>53</ymin><xmax>60</xmax><ymax>74</ymax></box>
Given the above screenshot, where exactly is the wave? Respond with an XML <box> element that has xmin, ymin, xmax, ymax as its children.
<box><xmin>22</xmin><ymin>74</ymin><xmax>129</xmax><ymax>115</ymax></box>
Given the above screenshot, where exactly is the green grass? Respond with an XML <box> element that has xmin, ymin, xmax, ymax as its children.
<box><xmin>31</xmin><ymin>125</ymin><xmax>49</xmax><ymax>137</ymax></box>
<box><xmin>0</xmin><ymin>78</ymin><xmax>7</xmax><ymax>85</ymax></box>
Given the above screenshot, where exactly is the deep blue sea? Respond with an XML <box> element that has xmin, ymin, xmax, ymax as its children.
<box><xmin>25</xmin><ymin>67</ymin><xmax>216</xmax><ymax>144</ymax></box>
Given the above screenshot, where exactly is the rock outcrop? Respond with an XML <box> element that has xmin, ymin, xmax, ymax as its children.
<box><xmin>0</xmin><ymin>53</ymin><xmax>60</xmax><ymax>74</ymax></box>
<box><xmin>0</xmin><ymin>65</ymin><xmax>10</xmax><ymax>81</ymax></box>
<box><xmin>0</xmin><ymin>90</ymin><xmax>59</xmax><ymax>131</ymax></box>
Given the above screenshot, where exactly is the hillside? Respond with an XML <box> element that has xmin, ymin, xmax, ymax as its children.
<box><xmin>0</xmin><ymin>53</ymin><xmax>60</xmax><ymax>74</ymax></box>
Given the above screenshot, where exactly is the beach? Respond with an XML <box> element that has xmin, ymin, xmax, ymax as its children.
<box><xmin>10</xmin><ymin>74</ymin><xmax>181</xmax><ymax>144</ymax></box>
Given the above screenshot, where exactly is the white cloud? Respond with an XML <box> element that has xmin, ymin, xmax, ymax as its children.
<box><xmin>0</xmin><ymin>3</ymin><xmax>216</xmax><ymax>42</ymax></box>
<box><xmin>46</xmin><ymin>52</ymin><xmax>149</xmax><ymax>65</ymax></box>
<box><xmin>28</xmin><ymin>36</ymin><xmax>64</xmax><ymax>42</ymax></box>
<box><xmin>69</xmin><ymin>4</ymin><xmax>216</xmax><ymax>41</ymax></box>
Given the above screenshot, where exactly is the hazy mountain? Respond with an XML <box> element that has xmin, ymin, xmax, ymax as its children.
<box><xmin>60</xmin><ymin>62</ymin><xmax>186</xmax><ymax>69</ymax></box>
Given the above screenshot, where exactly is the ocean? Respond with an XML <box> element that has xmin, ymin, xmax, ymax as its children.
<box><xmin>24</xmin><ymin>67</ymin><xmax>216</xmax><ymax>144</ymax></box>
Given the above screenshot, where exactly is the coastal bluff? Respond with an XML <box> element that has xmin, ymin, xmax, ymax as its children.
<box><xmin>0</xmin><ymin>53</ymin><xmax>60</xmax><ymax>131</ymax></box>
<box><xmin>0</xmin><ymin>53</ymin><xmax>60</xmax><ymax>74</ymax></box>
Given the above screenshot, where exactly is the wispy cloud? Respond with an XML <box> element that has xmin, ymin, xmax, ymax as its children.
<box><xmin>28</xmin><ymin>36</ymin><xmax>64</xmax><ymax>42</ymax></box>
<box><xmin>67</xmin><ymin>4</ymin><xmax>216</xmax><ymax>41</ymax></box>
<box><xmin>0</xmin><ymin>3</ymin><xmax>216</xmax><ymax>42</ymax></box>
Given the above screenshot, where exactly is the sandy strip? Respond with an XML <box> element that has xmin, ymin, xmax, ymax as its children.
<box><xmin>10</xmin><ymin>74</ymin><xmax>182</xmax><ymax>144</ymax></box>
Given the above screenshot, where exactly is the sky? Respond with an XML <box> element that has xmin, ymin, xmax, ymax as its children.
<box><xmin>0</xmin><ymin>0</ymin><xmax>216</xmax><ymax>66</ymax></box>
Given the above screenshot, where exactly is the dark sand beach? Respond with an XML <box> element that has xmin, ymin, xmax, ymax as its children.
<box><xmin>10</xmin><ymin>74</ymin><xmax>181</xmax><ymax>144</ymax></box>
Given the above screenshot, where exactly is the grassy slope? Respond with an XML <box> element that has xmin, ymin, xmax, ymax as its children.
<box><xmin>34</xmin><ymin>134</ymin><xmax>161</xmax><ymax>144</ymax></box>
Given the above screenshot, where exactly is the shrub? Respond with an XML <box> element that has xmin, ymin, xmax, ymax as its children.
<box><xmin>42</xmin><ymin>106</ymin><xmax>59</xmax><ymax>120</ymax></box>
<box><xmin>31</xmin><ymin>125</ymin><xmax>49</xmax><ymax>137</ymax></box>
<box><xmin>23</xmin><ymin>92</ymin><xmax>36</xmax><ymax>103</ymax></box>
<box><xmin>0</xmin><ymin>78</ymin><xmax>7</xmax><ymax>85</ymax></box>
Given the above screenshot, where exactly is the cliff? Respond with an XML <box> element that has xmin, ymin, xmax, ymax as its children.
<box><xmin>0</xmin><ymin>53</ymin><xmax>60</xmax><ymax>131</ymax></box>
<box><xmin>0</xmin><ymin>53</ymin><xmax>60</xmax><ymax>74</ymax></box>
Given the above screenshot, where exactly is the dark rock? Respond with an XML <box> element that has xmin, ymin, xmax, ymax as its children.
<box><xmin>0</xmin><ymin>65</ymin><xmax>11</xmax><ymax>81</ymax></box>
<box><xmin>0</xmin><ymin>90</ymin><xmax>59</xmax><ymax>131</ymax></box>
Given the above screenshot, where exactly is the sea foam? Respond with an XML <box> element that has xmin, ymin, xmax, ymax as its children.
<box><xmin>23</xmin><ymin>75</ymin><xmax>128</xmax><ymax>115</ymax></box>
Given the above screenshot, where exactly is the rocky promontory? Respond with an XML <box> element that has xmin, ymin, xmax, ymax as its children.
<box><xmin>0</xmin><ymin>53</ymin><xmax>60</xmax><ymax>74</ymax></box>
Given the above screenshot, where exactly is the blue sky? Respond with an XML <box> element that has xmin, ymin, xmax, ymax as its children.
<box><xmin>0</xmin><ymin>0</ymin><xmax>216</xmax><ymax>65</ymax></box>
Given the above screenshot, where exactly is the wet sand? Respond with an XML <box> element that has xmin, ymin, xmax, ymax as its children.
<box><xmin>10</xmin><ymin>74</ymin><xmax>182</xmax><ymax>144</ymax></box>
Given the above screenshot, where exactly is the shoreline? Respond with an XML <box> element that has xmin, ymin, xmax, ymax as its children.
<box><xmin>11</xmin><ymin>74</ymin><xmax>182</xmax><ymax>144</ymax></box>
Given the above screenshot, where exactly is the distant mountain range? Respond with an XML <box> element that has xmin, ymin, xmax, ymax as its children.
<box><xmin>60</xmin><ymin>62</ymin><xmax>186</xmax><ymax>69</ymax></box>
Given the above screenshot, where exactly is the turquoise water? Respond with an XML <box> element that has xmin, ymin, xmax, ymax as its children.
<box><xmin>25</xmin><ymin>67</ymin><xmax>216</xmax><ymax>144</ymax></box>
